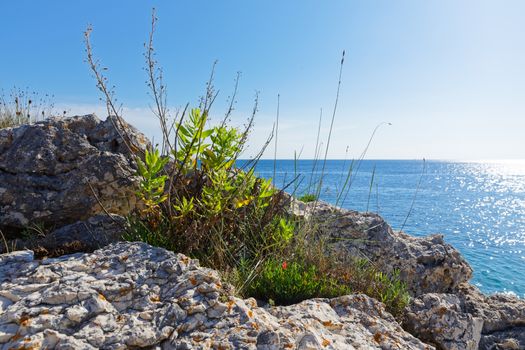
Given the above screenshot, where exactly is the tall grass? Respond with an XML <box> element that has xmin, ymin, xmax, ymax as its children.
<box><xmin>399</xmin><ymin>158</ymin><xmax>426</xmax><ymax>233</ymax></box>
<box><xmin>313</xmin><ymin>51</ymin><xmax>345</xmax><ymax>203</ymax></box>
<box><xmin>366</xmin><ymin>164</ymin><xmax>376</xmax><ymax>213</ymax></box>
<box><xmin>273</xmin><ymin>94</ymin><xmax>280</xmax><ymax>183</ymax></box>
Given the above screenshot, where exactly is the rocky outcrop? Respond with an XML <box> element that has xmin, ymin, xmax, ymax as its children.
<box><xmin>293</xmin><ymin>200</ymin><xmax>525</xmax><ymax>349</ymax></box>
<box><xmin>403</xmin><ymin>293</ymin><xmax>483</xmax><ymax>350</ymax></box>
<box><xmin>479</xmin><ymin>329</ymin><xmax>525</xmax><ymax>350</ymax></box>
<box><xmin>459</xmin><ymin>284</ymin><xmax>525</xmax><ymax>350</ymax></box>
<box><xmin>403</xmin><ymin>287</ymin><xmax>525</xmax><ymax>350</ymax></box>
<box><xmin>269</xmin><ymin>295</ymin><xmax>432</xmax><ymax>349</ymax></box>
<box><xmin>1</xmin><ymin>115</ymin><xmax>522</xmax><ymax>349</ymax></box>
<box><xmin>459</xmin><ymin>284</ymin><xmax>525</xmax><ymax>334</ymax></box>
<box><xmin>292</xmin><ymin>200</ymin><xmax>472</xmax><ymax>296</ymax></box>
<box><xmin>0</xmin><ymin>115</ymin><xmax>148</xmax><ymax>234</ymax></box>
<box><xmin>0</xmin><ymin>242</ymin><xmax>433</xmax><ymax>349</ymax></box>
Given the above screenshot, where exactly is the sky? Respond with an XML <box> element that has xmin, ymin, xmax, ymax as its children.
<box><xmin>1</xmin><ymin>0</ymin><xmax>524</xmax><ymax>160</ymax></box>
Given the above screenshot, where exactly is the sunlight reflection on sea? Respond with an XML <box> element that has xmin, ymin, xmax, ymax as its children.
<box><xmin>250</xmin><ymin>159</ymin><xmax>525</xmax><ymax>297</ymax></box>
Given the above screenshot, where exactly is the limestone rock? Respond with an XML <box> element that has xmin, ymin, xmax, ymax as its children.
<box><xmin>271</xmin><ymin>294</ymin><xmax>434</xmax><ymax>349</ymax></box>
<box><xmin>0</xmin><ymin>115</ymin><xmax>149</xmax><ymax>233</ymax></box>
<box><xmin>404</xmin><ymin>287</ymin><xmax>525</xmax><ymax>350</ymax></box>
<box><xmin>479</xmin><ymin>328</ymin><xmax>525</xmax><ymax>350</ymax></box>
<box><xmin>403</xmin><ymin>293</ymin><xmax>483</xmax><ymax>350</ymax></box>
<box><xmin>291</xmin><ymin>200</ymin><xmax>525</xmax><ymax>349</ymax></box>
<box><xmin>0</xmin><ymin>242</ymin><xmax>433</xmax><ymax>349</ymax></box>
<box><xmin>458</xmin><ymin>283</ymin><xmax>525</xmax><ymax>349</ymax></box>
<box><xmin>292</xmin><ymin>200</ymin><xmax>472</xmax><ymax>296</ymax></box>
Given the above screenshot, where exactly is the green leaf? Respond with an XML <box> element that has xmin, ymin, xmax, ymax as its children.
<box><xmin>201</xmin><ymin>129</ymin><xmax>214</xmax><ymax>138</ymax></box>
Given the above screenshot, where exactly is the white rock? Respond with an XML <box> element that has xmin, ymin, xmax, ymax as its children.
<box><xmin>0</xmin><ymin>242</ymin><xmax>432</xmax><ymax>349</ymax></box>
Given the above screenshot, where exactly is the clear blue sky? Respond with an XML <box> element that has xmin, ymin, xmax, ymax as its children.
<box><xmin>1</xmin><ymin>1</ymin><xmax>524</xmax><ymax>159</ymax></box>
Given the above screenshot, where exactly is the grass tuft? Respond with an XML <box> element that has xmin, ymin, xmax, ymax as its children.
<box><xmin>0</xmin><ymin>88</ymin><xmax>56</xmax><ymax>129</ymax></box>
<box><xmin>298</xmin><ymin>193</ymin><xmax>317</xmax><ymax>203</ymax></box>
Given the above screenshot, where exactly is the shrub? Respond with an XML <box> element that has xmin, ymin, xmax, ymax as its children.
<box><xmin>136</xmin><ymin>108</ymin><xmax>287</xmax><ymax>270</ymax></box>
<box><xmin>368</xmin><ymin>269</ymin><xmax>410</xmax><ymax>316</ymax></box>
<box><xmin>259</xmin><ymin>218</ymin><xmax>411</xmax><ymax>316</ymax></box>
<box><xmin>84</xmin><ymin>12</ymin><xmax>291</xmax><ymax>274</ymax></box>
<box><xmin>225</xmin><ymin>210</ymin><xmax>410</xmax><ymax>315</ymax></box>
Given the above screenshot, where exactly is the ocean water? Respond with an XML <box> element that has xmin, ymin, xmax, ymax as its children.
<box><xmin>249</xmin><ymin>159</ymin><xmax>525</xmax><ymax>297</ymax></box>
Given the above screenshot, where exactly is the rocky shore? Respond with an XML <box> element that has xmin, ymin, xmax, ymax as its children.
<box><xmin>1</xmin><ymin>115</ymin><xmax>524</xmax><ymax>349</ymax></box>
<box><xmin>0</xmin><ymin>242</ymin><xmax>431</xmax><ymax>349</ymax></box>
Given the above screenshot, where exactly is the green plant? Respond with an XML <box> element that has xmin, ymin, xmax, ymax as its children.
<box><xmin>86</xmin><ymin>10</ymin><xmax>410</xmax><ymax>322</ymax></box>
<box><xmin>86</xmin><ymin>12</ymin><xmax>291</xmax><ymax>288</ymax></box>
<box><xmin>369</xmin><ymin>269</ymin><xmax>410</xmax><ymax>315</ymax></box>
<box><xmin>123</xmin><ymin>215</ymin><xmax>174</xmax><ymax>250</ymax></box>
<box><xmin>268</xmin><ymin>216</ymin><xmax>410</xmax><ymax>317</ymax></box>
<box><xmin>325</xmin><ymin>256</ymin><xmax>410</xmax><ymax>318</ymax></box>
<box><xmin>298</xmin><ymin>193</ymin><xmax>317</xmax><ymax>203</ymax></box>
<box><xmin>244</xmin><ymin>257</ymin><xmax>351</xmax><ymax>305</ymax></box>
<box><xmin>136</xmin><ymin>148</ymin><xmax>169</xmax><ymax>220</ymax></box>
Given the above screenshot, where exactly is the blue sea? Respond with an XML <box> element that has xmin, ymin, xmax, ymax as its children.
<box><xmin>250</xmin><ymin>160</ymin><xmax>525</xmax><ymax>297</ymax></box>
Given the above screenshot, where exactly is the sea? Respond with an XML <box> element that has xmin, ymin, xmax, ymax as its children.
<box><xmin>248</xmin><ymin>159</ymin><xmax>525</xmax><ymax>297</ymax></box>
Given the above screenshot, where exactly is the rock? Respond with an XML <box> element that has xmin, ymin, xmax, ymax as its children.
<box><xmin>458</xmin><ymin>283</ymin><xmax>525</xmax><ymax>349</ymax></box>
<box><xmin>479</xmin><ymin>329</ymin><xmax>525</xmax><ymax>350</ymax></box>
<box><xmin>459</xmin><ymin>284</ymin><xmax>525</xmax><ymax>334</ymax></box>
<box><xmin>0</xmin><ymin>242</ymin><xmax>433</xmax><ymax>349</ymax></box>
<box><xmin>292</xmin><ymin>200</ymin><xmax>472</xmax><ymax>296</ymax></box>
<box><xmin>271</xmin><ymin>294</ymin><xmax>434</xmax><ymax>349</ymax></box>
<box><xmin>1</xmin><ymin>214</ymin><xmax>127</xmax><ymax>256</ymax></box>
<box><xmin>0</xmin><ymin>115</ymin><xmax>149</xmax><ymax>233</ymax></box>
<box><xmin>403</xmin><ymin>286</ymin><xmax>525</xmax><ymax>350</ymax></box>
<box><xmin>403</xmin><ymin>293</ymin><xmax>483</xmax><ymax>350</ymax></box>
<box><xmin>39</xmin><ymin>214</ymin><xmax>126</xmax><ymax>252</ymax></box>
<box><xmin>291</xmin><ymin>200</ymin><xmax>525</xmax><ymax>348</ymax></box>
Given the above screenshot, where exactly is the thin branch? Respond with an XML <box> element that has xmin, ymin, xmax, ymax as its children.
<box><xmin>307</xmin><ymin>108</ymin><xmax>323</xmax><ymax>194</ymax></box>
<box><xmin>145</xmin><ymin>8</ymin><xmax>172</xmax><ymax>154</ymax></box>
<box><xmin>222</xmin><ymin>71</ymin><xmax>241</xmax><ymax>127</ymax></box>
<box><xmin>87</xmin><ymin>181</ymin><xmax>131</xmax><ymax>237</ymax></box>
<box><xmin>84</xmin><ymin>25</ymin><xmax>143</xmax><ymax>158</ymax></box>
<box><xmin>315</xmin><ymin>50</ymin><xmax>345</xmax><ymax>202</ymax></box>
<box><xmin>273</xmin><ymin>94</ymin><xmax>280</xmax><ymax>184</ymax></box>
<box><xmin>0</xmin><ymin>229</ymin><xmax>10</xmax><ymax>253</ymax></box>
<box><xmin>338</xmin><ymin>121</ymin><xmax>391</xmax><ymax>207</ymax></box>
<box><xmin>399</xmin><ymin>159</ymin><xmax>426</xmax><ymax>233</ymax></box>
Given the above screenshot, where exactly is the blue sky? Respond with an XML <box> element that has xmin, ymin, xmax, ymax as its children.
<box><xmin>1</xmin><ymin>1</ymin><xmax>524</xmax><ymax>159</ymax></box>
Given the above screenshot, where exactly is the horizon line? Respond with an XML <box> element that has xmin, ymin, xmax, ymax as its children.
<box><xmin>240</xmin><ymin>158</ymin><xmax>525</xmax><ymax>162</ymax></box>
